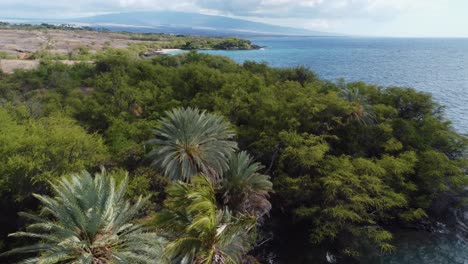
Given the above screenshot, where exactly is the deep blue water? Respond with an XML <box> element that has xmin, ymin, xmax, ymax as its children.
<box><xmin>174</xmin><ymin>37</ymin><xmax>468</xmax><ymax>134</ymax></box>
<box><xmin>172</xmin><ymin>37</ymin><xmax>468</xmax><ymax>263</ymax></box>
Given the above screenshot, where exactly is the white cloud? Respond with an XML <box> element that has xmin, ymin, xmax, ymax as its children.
<box><xmin>0</xmin><ymin>0</ymin><xmax>463</xmax><ymax>37</ymax></box>
<box><xmin>0</xmin><ymin>0</ymin><xmax>442</xmax><ymax>19</ymax></box>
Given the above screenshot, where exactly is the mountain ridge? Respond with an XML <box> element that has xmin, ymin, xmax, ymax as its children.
<box><xmin>70</xmin><ymin>11</ymin><xmax>332</xmax><ymax>37</ymax></box>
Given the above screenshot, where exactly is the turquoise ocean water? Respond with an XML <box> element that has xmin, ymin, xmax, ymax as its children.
<box><xmin>172</xmin><ymin>37</ymin><xmax>468</xmax><ymax>263</ymax></box>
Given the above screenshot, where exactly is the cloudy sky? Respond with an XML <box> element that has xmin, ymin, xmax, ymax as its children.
<box><xmin>1</xmin><ymin>0</ymin><xmax>467</xmax><ymax>37</ymax></box>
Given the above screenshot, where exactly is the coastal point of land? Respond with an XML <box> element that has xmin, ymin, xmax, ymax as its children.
<box><xmin>0</xmin><ymin>24</ymin><xmax>260</xmax><ymax>73</ymax></box>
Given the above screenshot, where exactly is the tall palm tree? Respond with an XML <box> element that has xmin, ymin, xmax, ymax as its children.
<box><xmin>148</xmin><ymin>107</ymin><xmax>238</xmax><ymax>182</ymax></box>
<box><xmin>339</xmin><ymin>87</ymin><xmax>376</xmax><ymax>125</ymax></box>
<box><xmin>154</xmin><ymin>175</ymin><xmax>256</xmax><ymax>264</ymax></box>
<box><xmin>221</xmin><ymin>151</ymin><xmax>273</xmax><ymax>217</ymax></box>
<box><xmin>2</xmin><ymin>169</ymin><xmax>166</xmax><ymax>264</ymax></box>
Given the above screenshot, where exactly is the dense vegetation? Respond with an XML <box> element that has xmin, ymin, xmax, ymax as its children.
<box><xmin>128</xmin><ymin>33</ymin><xmax>261</xmax><ymax>51</ymax></box>
<box><xmin>0</xmin><ymin>50</ymin><xmax>466</xmax><ymax>263</ymax></box>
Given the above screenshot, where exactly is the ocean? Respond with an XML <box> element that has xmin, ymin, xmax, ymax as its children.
<box><xmin>172</xmin><ymin>36</ymin><xmax>468</xmax><ymax>263</ymax></box>
<box><xmin>175</xmin><ymin>36</ymin><xmax>468</xmax><ymax>134</ymax></box>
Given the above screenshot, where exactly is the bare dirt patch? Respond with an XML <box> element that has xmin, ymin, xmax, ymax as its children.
<box><xmin>0</xmin><ymin>60</ymin><xmax>39</xmax><ymax>73</ymax></box>
<box><xmin>0</xmin><ymin>29</ymin><xmax>154</xmax><ymax>73</ymax></box>
<box><xmin>0</xmin><ymin>60</ymin><xmax>92</xmax><ymax>74</ymax></box>
<box><xmin>0</xmin><ymin>29</ymin><xmax>143</xmax><ymax>58</ymax></box>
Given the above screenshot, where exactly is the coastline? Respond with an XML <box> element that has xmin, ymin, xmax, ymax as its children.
<box><xmin>157</xmin><ymin>46</ymin><xmax>264</xmax><ymax>56</ymax></box>
<box><xmin>158</xmin><ymin>49</ymin><xmax>182</xmax><ymax>54</ymax></box>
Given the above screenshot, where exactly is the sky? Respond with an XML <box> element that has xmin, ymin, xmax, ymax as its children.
<box><xmin>0</xmin><ymin>0</ymin><xmax>467</xmax><ymax>37</ymax></box>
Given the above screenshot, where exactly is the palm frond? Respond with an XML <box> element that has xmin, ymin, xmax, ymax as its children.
<box><xmin>339</xmin><ymin>87</ymin><xmax>376</xmax><ymax>125</ymax></box>
<box><xmin>222</xmin><ymin>151</ymin><xmax>273</xmax><ymax>217</ymax></box>
<box><xmin>148</xmin><ymin>107</ymin><xmax>238</xmax><ymax>181</ymax></box>
<box><xmin>154</xmin><ymin>175</ymin><xmax>254</xmax><ymax>263</ymax></box>
<box><xmin>2</xmin><ymin>169</ymin><xmax>165</xmax><ymax>264</ymax></box>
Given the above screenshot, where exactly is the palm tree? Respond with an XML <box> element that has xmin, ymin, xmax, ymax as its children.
<box><xmin>221</xmin><ymin>151</ymin><xmax>273</xmax><ymax>217</ymax></box>
<box><xmin>2</xmin><ymin>169</ymin><xmax>166</xmax><ymax>264</ymax></box>
<box><xmin>154</xmin><ymin>175</ymin><xmax>256</xmax><ymax>264</ymax></box>
<box><xmin>148</xmin><ymin>107</ymin><xmax>238</xmax><ymax>182</ymax></box>
<box><xmin>339</xmin><ymin>87</ymin><xmax>376</xmax><ymax>125</ymax></box>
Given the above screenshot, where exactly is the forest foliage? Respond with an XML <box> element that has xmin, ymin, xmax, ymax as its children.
<box><xmin>0</xmin><ymin>50</ymin><xmax>466</xmax><ymax>263</ymax></box>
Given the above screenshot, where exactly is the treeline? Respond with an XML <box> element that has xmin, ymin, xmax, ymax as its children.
<box><xmin>128</xmin><ymin>34</ymin><xmax>261</xmax><ymax>50</ymax></box>
<box><xmin>181</xmin><ymin>37</ymin><xmax>261</xmax><ymax>50</ymax></box>
<box><xmin>0</xmin><ymin>51</ymin><xmax>466</xmax><ymax>263</ymax></box>
<box><xmin>0</xmin><ymin>22</ymin><xmax>96</xmax><ymax>31</ymax></box>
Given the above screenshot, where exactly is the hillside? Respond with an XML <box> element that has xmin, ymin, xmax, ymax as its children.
<box><xmin>72</xmin><ymin>11</ymin><xmax>330</xmax><ymax>36</ymax></box>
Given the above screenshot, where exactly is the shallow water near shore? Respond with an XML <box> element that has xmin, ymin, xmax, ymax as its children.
<box><xmin>172</xmin><ymin>36</ymin><xmax>468</xmax><ymax>134</ymax></box>
<box><xmin>361</xmin><ymin>220</ymin><xmax>468</xmax><ymax>263</ymax></box>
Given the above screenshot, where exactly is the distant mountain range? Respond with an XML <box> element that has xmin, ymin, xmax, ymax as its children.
<box><xmin>63</xmin><ymin>11</ymin><xmax>332</xmax><ymax>37</ymax></box>
<box><xmin>69</xmin><ymin>11</ymin><xmax>330</xmax><ymax>36</ymax></box>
